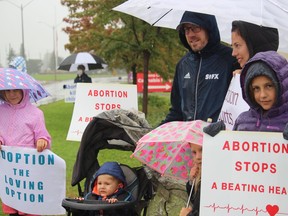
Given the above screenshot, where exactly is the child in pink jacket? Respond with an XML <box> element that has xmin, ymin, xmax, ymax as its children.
<box><xmin>0</xmin><ymin>89</ymin><xmax>51</xmax><ymax>216</ymax></box>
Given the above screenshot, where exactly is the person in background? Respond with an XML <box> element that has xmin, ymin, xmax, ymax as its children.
<box><xmin>161</xmin><ymin>11</ymin><xmax>238</xmax><ymax>124</ymax></box>
<box><xmin>0</xmin><ymin>89</ymin><xmax>51</xmax><ymax>216</ymax></box>
<box><xmin>74</xmin><ymin>64</ymin><xmax>92</xmax><ymax>83</ymax></box>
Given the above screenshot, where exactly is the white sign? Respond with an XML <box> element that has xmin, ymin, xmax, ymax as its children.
<box><xmin>0</xmin><ymin>146</ymin><xmax>66</xmax><ymax>215</ymax></box>
<box><xmin>66</xmin><ymin>83</ymin><xmax>138</xmax><ymax>141</ymax></box>
<box><xmin>200</xmin><ymin>131</ymin><xmax>288</xmax><ymax>216</ymax></box>
<box><xmin>64</xmin><ymin>84</ymin><xmax>77</xmax><ymax>103</ymax></box>
<box><xmin>218</xmin><ymin>74</ymin><xmax>249</xmax><ymax>130</ymax></box>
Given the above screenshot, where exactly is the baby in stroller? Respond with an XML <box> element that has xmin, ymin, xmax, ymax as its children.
<box><xmin>62</xmin><ymin>109</ymin><xmax>153</xmax><ymax>216</ymax></box>
<box><xmin>71</xmin><ymin>162</ymin><xmax>134</xmax><ymax>216</ymax></box>
<box><xmin>85</xmin><ymin>161</ymin><xmax>132</xmax><ymax>204</ymax></box>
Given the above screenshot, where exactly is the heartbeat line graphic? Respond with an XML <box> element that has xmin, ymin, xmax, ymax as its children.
<box><xmin>72</xmin><ymin>130</ymin><xmax>83</xmax><ymax>135</ymax></box>
<box><xmin>204</xmin><ymin>203</ymin><xmax>288</xmax><ymax>215</ymax></box>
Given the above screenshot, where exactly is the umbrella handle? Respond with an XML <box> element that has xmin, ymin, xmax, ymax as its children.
<box><xmin>186</xmin><ymin>179</ymin><xmax>195</xmax><ymax>208</ymax></box>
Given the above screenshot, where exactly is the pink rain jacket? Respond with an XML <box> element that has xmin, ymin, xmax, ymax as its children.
<box><xmin>0</xmin><ymin>89</ymin><xmax>51</xmax><ymax>148</ymax></box>
<box><xmin>0</xmin><ymin>89</ymin><xmax>51</xmax><ymax>215</ymax></box>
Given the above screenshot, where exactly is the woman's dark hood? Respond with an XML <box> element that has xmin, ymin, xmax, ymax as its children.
<box><xmin>232</xmin><ymin>20</ymin><xmax>279</xmax><ymax>57</ymax></box>
<box><xmin>177</xmin><ymin>11</ymin><xmax>220</xmax><ymax>53</ymax></box>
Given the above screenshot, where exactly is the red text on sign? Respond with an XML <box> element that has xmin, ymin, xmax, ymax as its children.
<box><xmin>235</xmin><ymin>161</ymin><xmax>276</xmax><ymax>173</ymax></box>
<box><xmin>95</xmin><ymin>103</ymin><xmax>121</xmax><ymax>110</ymax></box>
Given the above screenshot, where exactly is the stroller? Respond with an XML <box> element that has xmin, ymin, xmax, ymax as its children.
<box><xmin>62</xmin><ymin>109</ymin><xmax>153</xmax><ymax>216</ymax></box>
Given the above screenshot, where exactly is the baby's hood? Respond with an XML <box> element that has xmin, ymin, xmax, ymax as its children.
<box><xmin>94</xmin><ymin>162</ymin><xmax>126</xmax><ymax>186</ymax></box>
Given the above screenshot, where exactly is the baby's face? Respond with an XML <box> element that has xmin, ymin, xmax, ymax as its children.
<box><xmin>97</xmin><ymin>175</ymin><xmax>119</xmax><ymax>197</ymax></box>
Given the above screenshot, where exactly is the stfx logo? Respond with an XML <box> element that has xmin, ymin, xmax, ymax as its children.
<box><xmin>205</xmin><ymin>74</ymin><xmax>219</xmax><ymax>80</ymax></box>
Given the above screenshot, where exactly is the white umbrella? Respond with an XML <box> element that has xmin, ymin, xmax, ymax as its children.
<box><xmin>113</xmin><ymin>0</ymin><xmax>288</xmax><ymax>52</ymax></box>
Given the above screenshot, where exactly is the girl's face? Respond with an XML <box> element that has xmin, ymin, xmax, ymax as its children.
<box><xmin>251</xmin><ymin>75</ymin><xmax>277</xmax><ymax>110</ymax></box>
<box><xmin>97</xmin><ymin>174</ymin><xmax>119</xmax><ymax>197</ymax></box>
<box><xmin>4</xmin><ymin>89</ymin><xmax>23</xmax><ymax>105</ymax></box>
<box><xmin>231</xmin><ymin>31</ymin><xmax>250</xmax><ymax>68</ymax></box>
<box><xmin>190</xmin><ymin>143</ymin><xmax>202</xmax><ymax>165</ymax></box>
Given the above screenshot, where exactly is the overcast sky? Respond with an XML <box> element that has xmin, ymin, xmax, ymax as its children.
<box><xmin>0</xmin><ymin>0</ymin><xmax>71</xmax><ymax>66</ymax></box>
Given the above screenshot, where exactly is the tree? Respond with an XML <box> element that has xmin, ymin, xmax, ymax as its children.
<box><xmin>7</xmin><ymin>45</ymin><xmax>17</xmax><ymax>66</ymax></box>
<box><xmin>61</xmin><ymin>0</ymin><xmax>185</xmax><ymax>116</ymax></box>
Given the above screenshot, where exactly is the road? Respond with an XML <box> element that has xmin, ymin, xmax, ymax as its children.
<box><xmin>35</xmin><ymin>76</ymin><xmax>127</xmax><ymax>106</ymax></box>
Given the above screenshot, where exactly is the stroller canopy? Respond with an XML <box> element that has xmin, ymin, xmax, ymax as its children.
<box><xmin>71</xmin><ymin>109</ymin><xmax>152</xmax><ymax>186</ymax></box>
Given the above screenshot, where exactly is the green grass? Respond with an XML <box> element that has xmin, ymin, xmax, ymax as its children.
<box><xmin>0</xmin><ymin>93</ymin><xmax>170</xmax><ymax>215</ymax></box>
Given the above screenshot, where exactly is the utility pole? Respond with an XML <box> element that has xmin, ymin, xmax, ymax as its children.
<box><xmin>0</xmin><ymin>0</ymin><xmax>35</xmax><ymax>59</ymax></box>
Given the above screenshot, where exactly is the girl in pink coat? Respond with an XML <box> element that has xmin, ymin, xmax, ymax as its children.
<box><xmin>0</xmin><ymin>89</ymin><xmax>51</xmax><ymax>216</ymax></box>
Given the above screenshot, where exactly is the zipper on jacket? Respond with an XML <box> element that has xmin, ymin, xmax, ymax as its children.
<box><xmin>256</xmin><ymin>112</ymin><xmax>262</xmax><ymax>129</ymax></box>
<box><xmin>193</xmin><ymin>56</ymin><xmax>202</xmax><ymax>120</ymax></box>
<box><xmin>256</xmin><ymin>118</ymin><xmax>260</xmax><ymax>128</ymax></box>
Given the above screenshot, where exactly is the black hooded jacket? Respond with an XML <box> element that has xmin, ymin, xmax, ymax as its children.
<box><xmin>162</xmin><ymin>11</ymin><xmax>238</xmax><ymax>124</ymax></box>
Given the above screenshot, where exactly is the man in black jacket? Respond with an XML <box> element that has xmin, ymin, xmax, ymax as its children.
<box><xmin>161</xmin><ymin>11</ymin><xmax>238</xmax><ymax>124</ymax></box>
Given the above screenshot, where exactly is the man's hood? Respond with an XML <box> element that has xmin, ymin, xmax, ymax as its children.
<box><xmin>177</xmin><ymin>11</ymin><xmax>220</xmax><ymax>53</ymax></box>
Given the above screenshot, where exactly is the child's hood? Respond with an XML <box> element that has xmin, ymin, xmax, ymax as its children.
<box><xmin>241</xmin><ymin>51</ymin><xmax>288</xmax><ymax>111</ymax></box>
<box><xmin>0</xmin><ymin>89</ymin><xmax>30</xmax><ymax>107</ymax></box>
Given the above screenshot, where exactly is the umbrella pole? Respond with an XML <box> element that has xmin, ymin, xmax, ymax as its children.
<box><xmin>186</xmin><ymin>179</ymin><xmax>195</xmax><ymax>208</ymax></box>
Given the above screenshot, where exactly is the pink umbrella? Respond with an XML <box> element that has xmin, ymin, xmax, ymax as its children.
<box><xmin>132</xmin><ymin>120</ymin><xmax>210</xmax><ymax>182</ymax></box>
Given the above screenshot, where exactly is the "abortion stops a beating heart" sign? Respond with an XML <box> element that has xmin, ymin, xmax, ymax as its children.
<box><xmin>200</xmin><ymin>131</ymin><xmax>288</xmax><ymax>216</ymax></box>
